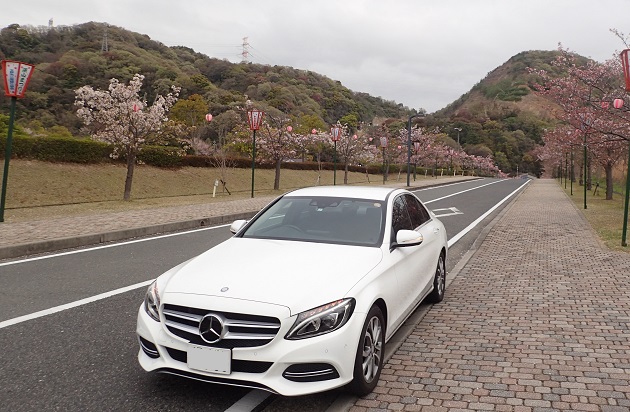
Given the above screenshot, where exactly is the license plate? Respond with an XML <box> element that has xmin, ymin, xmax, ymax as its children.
<box><xmin>187</xmin><ymin>345</ymin><xmax>231</xmax><ymax>375</ymax></box>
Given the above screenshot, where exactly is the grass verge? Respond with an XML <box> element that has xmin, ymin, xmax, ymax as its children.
<box><xmin>2</xmin><ymin>159</ymin><xmax>433</xmax><ymax>222</ymax></box>
<box><xmin>559</xmin><ymin>178</ymin><xmax>630</xmax><ymax>253</ymax></box>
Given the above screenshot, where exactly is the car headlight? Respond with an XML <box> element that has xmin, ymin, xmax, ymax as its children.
<box><xmin>285</xmin><ymin>298</ymin><xmax>355</xmax><ymax>340</ymax></box>
<box><xmin>144</xmin><ymin>280</ymin><xmax>161</xmax><ymax>322</ymax></box>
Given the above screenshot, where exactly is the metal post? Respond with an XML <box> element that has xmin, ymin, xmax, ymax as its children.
<box><xmin>0</xmin><ymin>97</ymin><xmax>17</xmax><ymax>222</ymax></box>
<box><xmin>584</xmin><ymin>135</ymin><xmax>587</xmax><ymax>209</ymax></box>
<box><xmin>570</xmin><ymin>149</ymin><xmax>574</xmax><ymax>196</ymax></box>
<box><xmin>333</xmin><ymin>140</ymin><xmax>338</xmax><ymax>185</ymax></box>
<box><xmin>406</xmin><ymin>117</ymin><xmax>412</xmax><ymax>187</ymax></box>
<box><xmin>250</xmin><ymin>129</ymin><xmax>256</xmax><ymax>198</ymax></box>
<box><xmin>622</xmin><ymin>140</ymin><xmax>630</xmax><ymax>247</ymax></box>
<box><xmin>564</xmin><ymin>153</ymin><xmax>569</xmax><ymax>190</ymax></box>
<box><xmin>382</xmin><ymin>147</ymin><xmax>386</xmax><ymax>184</ymax></box>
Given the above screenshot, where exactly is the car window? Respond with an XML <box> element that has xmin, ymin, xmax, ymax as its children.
<box><xmin>404</xmin><ymin>194</ymin><xmax>431</xmax><ymax>228</ymax></box>
<box><xmin>242</xmin><ymin>196</ymin><xmax>384</xmax><ymax>246</ymax></box>
<box><xmin>391</xmin><ymin>196</ymin><xmax>413</xmax><ymax>241</ymax></box>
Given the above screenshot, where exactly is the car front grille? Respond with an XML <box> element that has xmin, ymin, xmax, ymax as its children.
<box><xmin>162</xmin><ymin>304</ymin><xmax>281</xmax><ymax>349</ymax></box>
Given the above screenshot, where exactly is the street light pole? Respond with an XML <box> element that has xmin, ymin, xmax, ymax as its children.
<box><xmin>619</xmin><ymin>49</ymin><xmax>630</xmax><ymax>246</ymax></box>
<box><xmin>1</xmin><ymin>60</ymin><xmax>35</xmax><ymax>222</ymax></box>
<box><xmin>380</xmin><ymin>136</ymin><xmax>388</xmax><ymax>184</ymax></box>
<box><xmin>247</xmin><ymin>108</ymin><xmax>264</xmax><ymax>198</ymax></box>
<box><xmin>0</xmin><ymin>96</ymin><xmax>17</xmax><ymax>222</ymax></box>
<box><xmin>454</xmin><ymin>127</ymin><xmax>462</xmax><ymax>174</ymax></box>
<box><xmin>331</xmin><ymin>126</ymin><xmax>341</xmax><ymax>185</ymax></box>
<box><xmin>406</xmin><ymin>113</ymin><xmax>424</xmax><ymax>186</ymax></box>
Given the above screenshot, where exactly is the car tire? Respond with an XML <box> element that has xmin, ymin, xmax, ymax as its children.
<box><xmin>427</xmin><ymin>252</ymin><xmax>446</xmax><ymax>303</ymax></box>
<box><xmin>347</xmin><ymin>305</ymin><xmax>385</xmax><ymax>396</ymax></box>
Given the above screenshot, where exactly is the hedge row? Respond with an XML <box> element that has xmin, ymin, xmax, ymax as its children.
<box><xmin>1</xmin><ymin>135</ymin><xmax>112</xmax><ymax>163</ymax></box>
<box><xmin>0</xmin><ymin>135</ymin><xmax>437</xmax><ymax>175</ymax></box>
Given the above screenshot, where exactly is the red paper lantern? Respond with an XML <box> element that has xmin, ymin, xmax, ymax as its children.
<box><xmin>205</xmin><ymin>114</ymin><xmax>213</xmax><ymax>122</ymax></box>
<box><xmin>133</xmin><ymin>103</ymin><xmax>140</xmax><ymax>112</ymax></box>
<box><xmin>311</xmin><ymin>128</ymin><xmax>317</xmax><ymax>134</ymax></box>
<box><xmin>352</xmin><ymin>134</ymin><xmax>357</xmax><ymax>140</ymax></box>
<box><xmin>614</xmin><ymin>98</ymin><xmax>624</xmax><ymax>109</ymax></box>
<box><xmin>286</xmin><ymin>126</ymin><xmax>293</xmax><ymax>132</ymax></box>
<box><xmin>601</xmin><ymin>101</ymin><xmax>610</xmax><ymax>109</ymax></box>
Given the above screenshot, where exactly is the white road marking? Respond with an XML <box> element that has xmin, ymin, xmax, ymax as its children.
<box><xmin>224</xmin><ymin>390</ymin><xmax>272</xmax><ymax>412</ymax></box>
<box><xmin>447</xmin><ymin>180</ymin><xmax>530</xmax><ymax>248</ymax></box>
<box><xmin>423</xmin><ymin>179</ymin><xmax>502</xmax><ymax>204</ymax></box>
<box><xmin>0</xmin><ymin>180</ymin><xmax>529</xmax><ymax>330</ymax></box>
<box><xmin>432</xmin><ymin>207</ymin><xmax>463</xmax><ymax>218</ymax></box>
<box><xmin>0</xmin><ymin>280</ymin><xmax>152</xmax><ymax>329</ymax></box>
<box><xmin>0</xmin><ymin>224</ymin><xmax>230</xmax><ymax>268</ymax></box>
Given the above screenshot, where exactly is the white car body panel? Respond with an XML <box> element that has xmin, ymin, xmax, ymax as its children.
<box><xmin>162</xmin><ymin>238</ymin><xmax>384</xmax><ymax>315</ymax></box>
<box><xmin>136</xmin><ymin>186</ymin><xmax>448</xmax><ymax>396</ymax></box>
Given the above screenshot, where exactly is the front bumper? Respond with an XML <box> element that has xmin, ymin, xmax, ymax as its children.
<box><xmin>136</xmin><ymin>304</ymin><xmax>365</xmax><ymax>396</ymax></box>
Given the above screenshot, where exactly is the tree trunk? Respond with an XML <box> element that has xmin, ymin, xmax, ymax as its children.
<box><xmin>124</xmin><ymin>151</ymin><xmax>136</xmax><ymax>201</ymax></box>
<box><xmin>344</xmin><ymin>163</ymin><xmax>349</xmax><ymax>185</ymax></box>
<box><xmin>605</xmin><ymin>161</ymin><xmax>614</xmax><ymax>200</ymax></box>
<box><xmin>274</xmin><ymin>158</ymin><xmax>281</xmax><ymax>190</ymax></box>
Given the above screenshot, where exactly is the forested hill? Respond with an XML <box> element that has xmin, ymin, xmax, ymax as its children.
<box><xmin>0</xmin><ymin>21</ymin><xmax>413</xmax><ymax>133</ymax></box>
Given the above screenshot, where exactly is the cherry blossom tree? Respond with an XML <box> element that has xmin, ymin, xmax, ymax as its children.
<box><xmin>532</xmin><ymin>47</ymin><xmax>630</xmax><ymax>199</ymax></box>
<box><xmin>330</xmin><ymin>122</ymin><xmax>376</xmax><ymax>184</ymax></box>
<box><xmin>75</xmin><ymin>74</ymin><xmax>180</xmax><ymax>200</ymax></box>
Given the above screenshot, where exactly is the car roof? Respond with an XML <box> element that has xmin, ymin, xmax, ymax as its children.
<box><xmin>284</xmin><ymin>185</ymin><xmax>401</xmax><ymax>201</ymax></box>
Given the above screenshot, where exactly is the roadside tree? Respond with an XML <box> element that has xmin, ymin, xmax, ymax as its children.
<box><xmin>75</xmin><ymin>74</ymin><xmax>180</xmax><ymax>200</ymax></box>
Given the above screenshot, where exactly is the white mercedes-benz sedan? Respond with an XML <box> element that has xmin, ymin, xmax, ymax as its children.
<box><xmin>136</xmin><ymin>185</ymin><xmax>448</xmax><ymax>396</ymax></box>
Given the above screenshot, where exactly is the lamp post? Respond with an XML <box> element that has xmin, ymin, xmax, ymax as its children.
<box><xmin>380</xmin><ymin>136</ymin><xmax>388</xmax><ymax>184</ymax></box>
<box><xmin>330</xmin><ymin>125</ymin><xmax>342</xmax><ymax>185</ymax></box>
<box><xmin>247</xmin><ymin>108</ymin><xmax>264</xmax><ymax>198</ymax></box>
<box><xmin>413</xmin><ymin>141</ymin><xmax>420</xmax><ymax>180</ymax></box>
<box><xmin>454</xmin><ymin>127</ymin><xmax>462</xmax><ymax>149</ymax></box>
<box><xmin>406</xmin><ymin>113</ymin><xmax>424</xmax><ymax>186</ymax></box>
<box><xmin>617</xmin><ymin>49</ymin><xmax>630</xmax><ymax>246</ymax></box>
<box><xmin>1</xmin><ymin>60</ymin><xmax>35</xmax><ymax>222</ymax></box>
<box><xmin>454</xmin><ymin>127</ymin><xmax>462</xmax><ymax>174</ymax></box>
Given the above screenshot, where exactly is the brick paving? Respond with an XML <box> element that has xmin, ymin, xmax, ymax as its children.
<box><xmin>349</xmin><ymin>179</ymin><xmax>630</xmax><ymax>411</ymax></box>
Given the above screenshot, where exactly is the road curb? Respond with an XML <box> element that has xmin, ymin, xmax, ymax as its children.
<box><xmin>0</xmin><ymin>211</ymin><xmax>257</xmax><ymax>260</ymax></box>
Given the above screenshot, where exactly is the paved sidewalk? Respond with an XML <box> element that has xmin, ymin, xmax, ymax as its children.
<box><xmin>0</xmin><ymin>176</ymin><xmax>473</xmax><ymax>259</ymax></box>
<box><xmin>350</xmin><ymin>179</ymin><xmax>630</xmax><ymax>411</ymax></box>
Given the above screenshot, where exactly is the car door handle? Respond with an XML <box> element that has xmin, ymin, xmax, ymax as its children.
<box><xmin>433</xmin><ymin>228</ymin><xmax>440</xmax><ymax>234</ymax></box>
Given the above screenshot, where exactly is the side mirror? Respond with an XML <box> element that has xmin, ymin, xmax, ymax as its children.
<box><xmin>394</xmin><ymin>230</ymin><xmax>423</xmax><ymax>248</ymax></box>
<box><xmin>230</xmin><ymin>219</ymin><xmax>248</xmax><ymax>234</ymax></box>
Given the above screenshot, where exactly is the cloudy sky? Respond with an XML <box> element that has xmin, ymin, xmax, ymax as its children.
<box><xmin>2</xmin><ymin>0</ymin><xmax>629</xmax><ymax>113</ymax></box>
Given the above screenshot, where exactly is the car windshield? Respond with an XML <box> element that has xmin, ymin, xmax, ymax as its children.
<box><xmin>241</xmin><ymin>196</ymin><xmax>385</xmax><ymax>246</ymax></box>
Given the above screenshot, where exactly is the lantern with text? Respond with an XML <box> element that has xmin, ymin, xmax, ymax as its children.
<box><xmin>247</xmin><ymin>109</ymin><xmax>265</xmax><ymax>198</ymax></box>
<box><xmin>1</xmin><ymin>60</ymin><xmax>36</xmax><ymax>222</ymax></box>
<box><xmin>331</xmin><ymin>126</ymin><xmax>342</xmax><ymax>185</ymax></box>
<box><xmin>614</xmin><ymin>99</ymin><xmax>624</xmax><ymax>109</ymax></box>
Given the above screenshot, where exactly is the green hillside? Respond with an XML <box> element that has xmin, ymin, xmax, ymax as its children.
<box><xmin>1</xmin><ymin>22</ymin><xmax>589</xmax><ymax>176</ymax></box>
<box><xmin>0</xmin><ymin>22</ymin><xmax>413</xmax><ymax>134</ymax></box>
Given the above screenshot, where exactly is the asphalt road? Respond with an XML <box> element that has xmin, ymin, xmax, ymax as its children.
<box><xmin>0</xmin><ymin>177</ymin><xmax>529</xmax><ymax>412</ymax></box>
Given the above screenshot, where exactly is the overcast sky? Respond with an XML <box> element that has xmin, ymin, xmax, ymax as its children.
<box><xmin>2</xmin><ymin>0</ymin><xmax>629</xmax><ymax>113</ymax></box>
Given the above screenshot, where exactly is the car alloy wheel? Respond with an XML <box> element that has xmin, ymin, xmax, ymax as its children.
<box><xmin>428</xmin><ymin>252</ymin><xmax>446</xmax><ymax>303</ymax></box>
<box><xmin>348</xmin><ymin>305</ymin><xmax>384</xmax><ymax>396</ymax></box>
